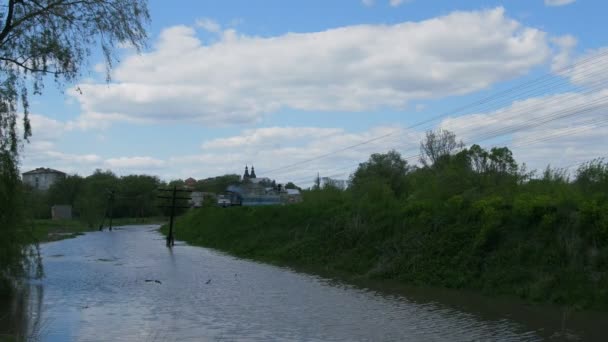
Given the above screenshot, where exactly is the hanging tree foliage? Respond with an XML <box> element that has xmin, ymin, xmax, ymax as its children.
<box><xmin>0</xmin><ymin>0</ymin><xmax>150</xmax><ymax>157</ymax></box>
<box><xmin>0</xmin><ymin>0</ymin><xmax>149</xmax><ymax>294</ymax></box>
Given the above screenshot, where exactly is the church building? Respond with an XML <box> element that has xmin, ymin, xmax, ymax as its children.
<box><xmin>242</xmin><ymin>165</ymin><xmax>257</xmax><ymax>181</ymax></box>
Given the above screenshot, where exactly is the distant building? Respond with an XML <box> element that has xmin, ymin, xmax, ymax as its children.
<box><xmin>190</xmin><ymin>191</ymin><xmax>204</xmax><ymax>208</ymax></box>
<box><xmin>184</xmin><ymin>177</ymin><xmax>197</xmax><ymax>188</ymax></box>
<box><xmin>250</xmin><ymin>177</ymin><xmax>273</xmax><ymax>185</ymax></box>
<box><xmin>51</xmin><ymin>205</ymin><xmax>72</xmax><ymax>220</ymax></box>
<box><xmin>285</xmin><ymin>189</ymin><xmax>302</xmax><ymax>203</ymax></box>
<box><xmin>230</xmin><ymin>165</ymin><xmax>302</xmax><ymax>206</ymax></box>
<box><xmin>22</xmin><ymin>167</ymin><xmax>66</xmax><ymax>191</ymax></box>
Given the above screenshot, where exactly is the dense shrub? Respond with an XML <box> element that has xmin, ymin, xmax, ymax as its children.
<box><xmin>168</xmin><ymin>144</ymin><xmax>608</xmax><ymax>309</ymax></box>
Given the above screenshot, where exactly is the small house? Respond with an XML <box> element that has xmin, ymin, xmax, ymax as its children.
<box><xmin>22</xmin><ymin>167</ymin><xmax>66</xmax><ymax>191</ymax></box>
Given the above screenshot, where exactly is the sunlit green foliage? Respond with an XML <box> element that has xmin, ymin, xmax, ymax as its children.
<box><xmin>169</xmin><ymin>137</ymin><xmax>608</xmax><ymax>309</ymax></box>
<box><xmin>21</xmin><ymin>170</ymin><xmax>167</xmax><ymax>227</ymax></box>
<box><xmin>0</xmin><ymin>0</ymin><xmax>150</xmax><ymax>298</ymax></box>
<box><xmin>194</xmin><ymin>174</ymin><xmax>241</xmax><ymax>193</ymax></box>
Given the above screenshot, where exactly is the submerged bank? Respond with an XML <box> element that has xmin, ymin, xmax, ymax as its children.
<box><xmin>8</xmin><ymin>225</ymin><xmax>608</xmax><ymax>341</ymax></box>
<box><xmin>164</xmin><ymin>188</ymin><xmax>608</xmax><ymax>311</ymax></box>
<box><xmin>27</xmin><ymin>217</ymin><xmax>166</xmax><ymax>243</ymax></box>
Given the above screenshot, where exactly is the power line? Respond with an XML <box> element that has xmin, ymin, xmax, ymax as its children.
<box><xmin>287</xmin><ymin>98</ymin><xmax>608</xmax><ymax>186</ymax></box>
<box><xmin>263</xmin><ymin>50</ymin><xmax>608</xmax><ymax>177</ymax></box>
<box><xmin>281</xmin><ymin>99</ymin><xmax>608</xmax><ymax>185</ymax></box>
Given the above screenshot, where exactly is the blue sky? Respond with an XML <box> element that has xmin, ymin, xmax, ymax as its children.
<box><xmin>21</xmin><ymin>0</ymin><xmax>608</xmax><ymax>186</ymax></box>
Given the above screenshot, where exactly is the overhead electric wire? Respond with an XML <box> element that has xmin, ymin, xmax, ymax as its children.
<box><xmin>263</xmin><ymin>51</ymin><xmax>608</xmax><ymax>178</ymax></box>
<box><xmin>287</xmin><ymin>96</ymin><xmax>608</xmax><ymax>186</ymax></box>
<box><xmin>284</xmin><ymin>95</ymin><xmax>608</xmax><ymax>184</ymax></box>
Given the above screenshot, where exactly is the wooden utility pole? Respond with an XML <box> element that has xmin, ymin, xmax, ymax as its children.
<box><xmin>167</xmin><ymin>186</ymin><xmax>176</xmax><ymax>246</ymax></box>
<box><xmin>99</xmin><ymin>189</ymin><xmax>115</xmax><ymax>231</ymax></box>
<box><xmin>108</xmin><ymin>190</ymin><xmax>115</xmax><ymax>231</ymax></box>
<box><xmin>157</xmin><ymin>186</ymin><xmax>192</xmax><ymax>247</ymax></box>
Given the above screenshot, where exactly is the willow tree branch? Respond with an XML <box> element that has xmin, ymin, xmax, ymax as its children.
<box><xmin>0</xmin><ymin>0</ymin><xmax>17</xmax><ymax>44</ymax></box>
<box><xmin>0</xmin><ymin>56</ymin><xmax>66</xmax><ymax>75</ymax></box>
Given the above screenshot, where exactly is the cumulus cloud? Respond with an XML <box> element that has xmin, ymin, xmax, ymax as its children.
<box><xmin>20</xmin><ymin>115</ymin><xmax>102</xmax><ymax>174</ymax></box>
<box><xmin>544</xmin><ymin>0</ymin><xmax>576</xmax><ymax>6</ymax></box>
<box><xmin>556</xmin><ymin>47</ymin><xmax>608</xmax><ymax>87</ymax></box>
<box><xmin>19</xmin><ymin>114</ymin><xmax>161</xmax><ymax>175</ymax></box>
<box><xmin>21</xmin><ymin>147</ymin><xmax>103</xmax><ymax>174</ymax></box>
<box><xmin>71</xmin><ymin>7</ymin><xmax>550</xmax><ymax>128</ymax></box>
<box><xmin>439</xmin><ymin>89</ymin><xmax>608</xmax><ymax>171</ymax></box>
<box><xmin>195</xmin><ymin>18</ymin><xmax>221</xmax><ymax>33</ymax></box>
<box><xmin>168</xmin><ymin>125</ymin><xmax>423</xmax><ymax>184</ymax></box>
<box><xmin>27</xmin><ymin>114</ymin><xmax>67</xmax><ymax>141</ymax></box>
<box><xmin>551</xmin><ymin>34</ymin><xmax>577</xmax><ymax>71</ymax></box>
<box><xmin>201</xmin><ymin>127</ymin><xmax>343</xmax><ymax>149</ymax></box>
<box><xmin>20</xmin><ymin>114</ymin><xmax>420</xmax><ymax>183</ymax></box>
<box><xmin>104</xmin><ymin>156</ymin><xmax>165</xmax><ymax>170</ymax></box>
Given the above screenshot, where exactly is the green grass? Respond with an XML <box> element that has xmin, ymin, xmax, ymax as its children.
<box><xmin>162</xmin><ymin>191</ymin><xmax>608</xmax><ymax>311</ymax></box>
<box><xmin>24</xmin><ymin>217</ymin><xmax>166</xmax><ymax>243</ymax></box>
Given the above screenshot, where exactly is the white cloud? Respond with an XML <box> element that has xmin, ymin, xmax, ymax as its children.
<box><xmin>20</xmin><ymin>114</ymin><xmax>105</xmax><ymax>175</ymax></box>
<box><xmin>438</xmin><ymin>89</ymin><xmax>608</xmax><ymax>171</ymax></box>
<box><xmin>551</xmin><ymin>34</ymin><xmax>577</xmax><ymax>72</ymax></box>
<box><xmin>201</xmin><ymin>127</ymin><xmax>343</xmax><ymax>149</ymax></box>
<box><xmin>71</xmin><ymin>7</ymin><xmax>551</xmax><ymax>127</ymax></box>
<box><xmin>362</xmin><ymin>0</ymin><xmax>375</xmax><ymax>6</ymax></box>
<box><xmin>169</xmin><ymin>125</ymin><xmax>423</xmax><ymax>184</ymax></box>
<box><xmin>556</xmin><ymin>47</ymin><xmax>608</xmax><ymax>87</ymax></box>
<box><xmin>544</xmin><ymin>0</ymin><xmax>576</xmax><ymax>6</ymax></box>
<box><xmin>104</xmin><ymin>156</ymin><xmax>166</xmax><ymax>169</ymax></box>
<box><xmin>21</xmin><ymin>147</ymin><xmax>103</xmax><ymax>174</ymax></box>
<box><xmin>27</xmin><ymin>114</ymin><xmax>67</xmax><ymax>141</ymax></box>
<box><xmin>195</xmin><ymin>18</ymin><xmax>221</xmax><ymax>33</ymax></box>
<box><xmin>389</xmin><ymin>0</ymin><xmax>406</xmax><ymax>7</ymax></box>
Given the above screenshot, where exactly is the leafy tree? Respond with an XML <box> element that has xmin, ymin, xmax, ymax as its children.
<box><xmin>0</xmin><ymin>152</ymin><xmax>32</xmax><ymax>295</ymax></box>
<box><xmin>195</xmin><ymin>174</ymin><xmax>242</xmax><ymax>193</ymax></box>
<box><xmin>47</xmin><ymin>174</ymin><xmax>84</xmax><ymax>207</ymax></box>
<box><xmin>21</xmin><ymin>187</ymin><xmax>49</xmax><ymax>218</ymax></box>
<box><xmin>575</xmin><ymin>159</ymin><xmax>608</xmax><ymax>197</ymax></box>
<box><xmin>313</xmin><ymin>173</ymin><xmax>321</xmax><ymax>190</ymax></box>
<box><xmin>285</xmin><ymin>182</ymin><xmax>301</xmax><ymax>190</ymax></box>
<box><xmin>116</xmin><ymin>174</ymin><xmax>160</xmax><ymax>219</ymax></box>
<box><xmin>462</xmin><ymin>144</ymin><xmax>519</xmax><ymax>193</ymax></box>
<box><xmin>487</xmin><ymin>147</ymin><xmax>518</xmax><ymax>174</ymax></box>
<box><xmin>419</xmin><ymin>129</ymin><xmax>464</xmax><ymax>167</ymax></box>
<box><xmin>322</xmin><ymin>177</ymin><xmax>346</xmax><ymax>190</ymax></box>
<box><xmin>350</xmin><ymin>150</ymin><xmax>410</xmax><ymax>197</ymax></box>
<box><xmin>75</xmin><ymin>169</ymin><xmax>118</xmax><ymax>227</ymax></box>
<box><xmin>0</xmin><ymin>0</ymin><xmax>150</xmax><ymax>155</ymax></box>
<box><xmin>0</xmin><ymin>0</ymin><xmax>149</xmax><ymax>295</ymax></box>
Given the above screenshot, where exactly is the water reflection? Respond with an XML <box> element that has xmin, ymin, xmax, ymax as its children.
<box><xmin>9</xmin><ymin>225</ymin><xmax>608</xmax><ymax>341</ymax></box>
<box><xmin>0</xmin><ymin>282</ymin><xmax>44</xmax><ymax>340</ymax></box>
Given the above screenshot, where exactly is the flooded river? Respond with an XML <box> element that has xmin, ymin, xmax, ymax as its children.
<box><xmin>4</xmin><ymin>225</ymin><xmax>607</xmax><ymax>341</ymax></box>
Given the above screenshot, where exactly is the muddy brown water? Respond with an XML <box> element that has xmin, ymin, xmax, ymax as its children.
<box><xmin>2</xmin><ymin>225</ymin><xmax>607</xmax><ymax>341</ymax></box>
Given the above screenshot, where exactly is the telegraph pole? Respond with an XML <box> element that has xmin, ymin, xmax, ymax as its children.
<box><xmin>108</xmin><ymin>190</ymin><xmax>115</xmax><ymax>231</ymax></box>
<box><xmin>168</xmin><ymin>185</ymin><xmax>176</xmax><ymax>246</ymax></box>
<box><xmin>157</xmin><ymin>186</ymin><xmax>192</xmax><ymax>247</ymax></box>
<box><xmin>99</xmin><ymin>189</ymin><xmax>115</xmax><ymax>231</ymax></box>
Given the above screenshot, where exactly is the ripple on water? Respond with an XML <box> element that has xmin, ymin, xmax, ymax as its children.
<box><xmin>19</xmin><ymin>225</ymin><xmax>602</xmax><ymax>341</ymax></box>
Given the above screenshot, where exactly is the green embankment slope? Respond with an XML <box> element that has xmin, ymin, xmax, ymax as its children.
<box><xmin>27</xmin><ymin>217</ymin><xmax>165</xmax><ymax>242</ymax></box>
<box><xmin>166</xmin><ymin>189</ymin><xmax>608</xmax><ymax>310</ymax></box>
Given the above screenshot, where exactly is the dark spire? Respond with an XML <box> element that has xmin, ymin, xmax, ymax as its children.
<box><xmin>243</xmin><ymin>165</ymin><xmax>250</xmax><ymax>179</ymax></box>
<box><xmin>250</xmin><ymin>165</ymin><xmax>256</xmax><ymax>178</ymax></box>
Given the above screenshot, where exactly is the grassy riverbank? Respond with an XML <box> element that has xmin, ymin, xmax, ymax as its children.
<box><xmin>164</xmin><ymin>177</ymin><xmax>608</xmax><ymax>310</ymax></box>
<box><xmin>25</xmin><ymin>217</ymin><xmax>165</xmax><ymax>243</ymax></box>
